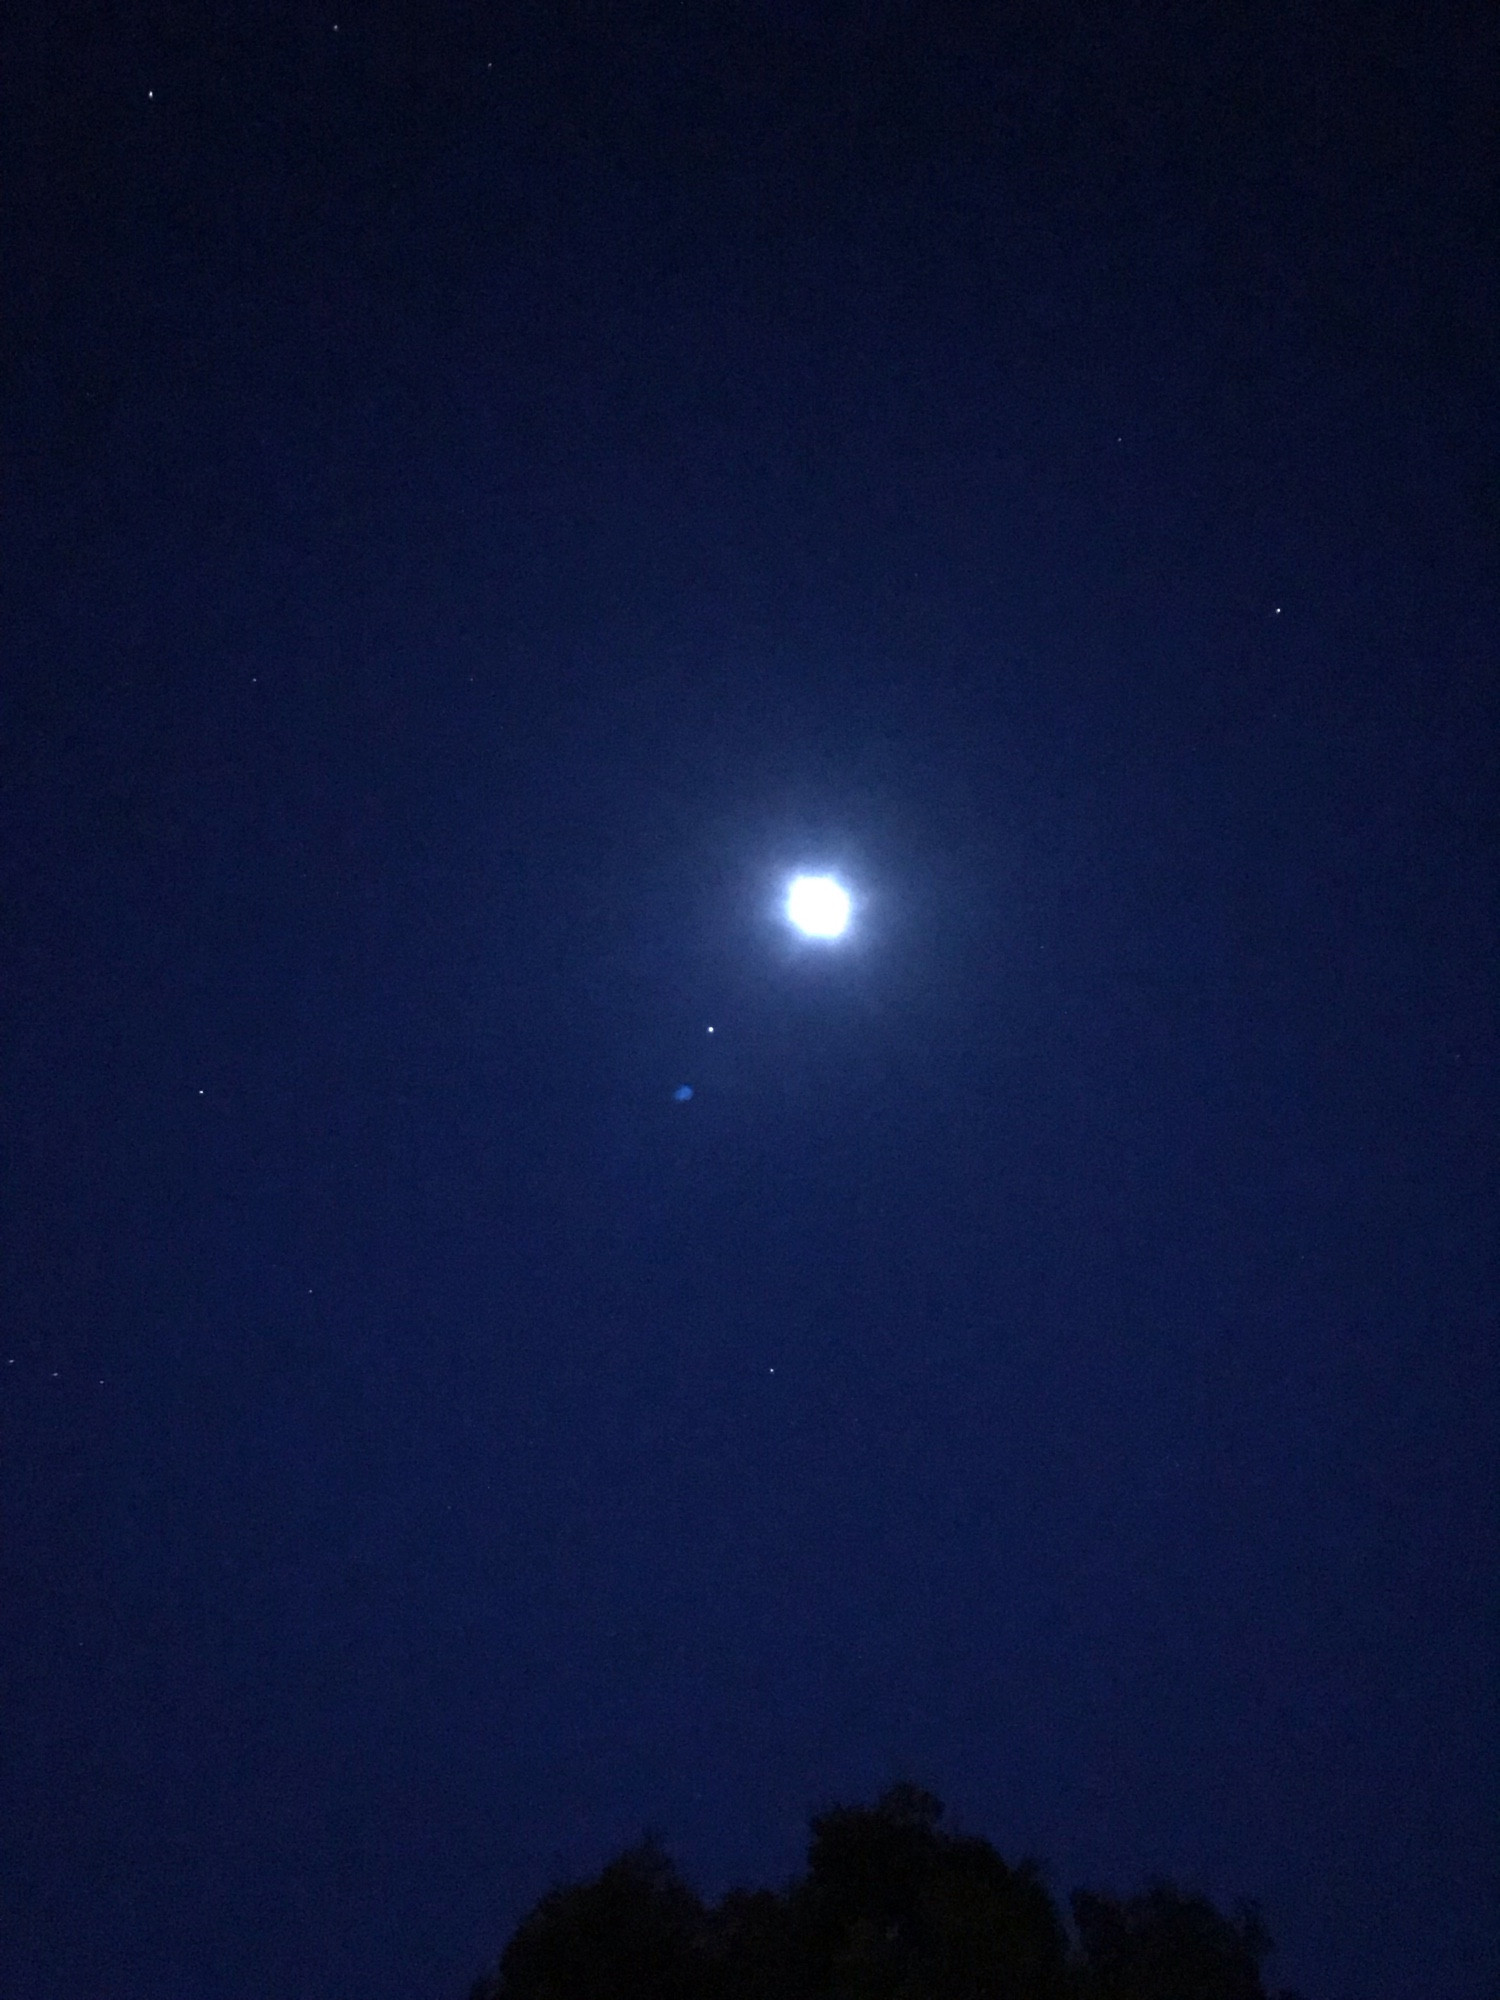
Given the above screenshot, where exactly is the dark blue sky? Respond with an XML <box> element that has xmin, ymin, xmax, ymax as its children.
<box><xmin>2</xmin><ymin>4</ymin><xmax>1495</xmax><ymax>1997</ymax></box>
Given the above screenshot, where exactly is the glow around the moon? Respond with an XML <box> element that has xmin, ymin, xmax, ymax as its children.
<box><xmin>786</xmin><ymin>874</ymin><xmax>852</xmax><ymax>938</ymax></box>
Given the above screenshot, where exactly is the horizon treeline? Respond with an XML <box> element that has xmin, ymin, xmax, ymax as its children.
<box><xmin>468</xmin><ymin>1784</ymin><xmax>1307</xmax><ymax>2000</ymax></box>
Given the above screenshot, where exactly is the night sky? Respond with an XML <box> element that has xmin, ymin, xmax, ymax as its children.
<box><xmin>2</xmin><ymin>5</ymin><xmax>1495</xmax><ymax>1998</ymax></box>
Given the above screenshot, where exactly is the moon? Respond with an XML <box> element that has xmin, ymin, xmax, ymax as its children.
<box><xmin>786</xmin><ymin>874</ymin><xmax>852</xmax><ymax>938</ymax></box>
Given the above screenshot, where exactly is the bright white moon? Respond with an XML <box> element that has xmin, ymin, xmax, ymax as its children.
<box><xmin>786</xmin><ymin>875</ymin><xmax>852</xmax><ymax>938</ymax></box>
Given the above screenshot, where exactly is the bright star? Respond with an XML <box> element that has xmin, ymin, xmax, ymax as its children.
<box><xmin>786</xmin><ymin>875</ymin><xmax>851</xmax><ymax>938</ymax></box>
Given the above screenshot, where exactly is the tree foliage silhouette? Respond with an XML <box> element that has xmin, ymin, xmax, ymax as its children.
<box><xmin>469</xmin><ymin>1787</ymin><xmax>1304</xmax><ymax>2000</ymax></box>
<box><xmin>794</xmin><ymin>1783</ymin><xmax>1069</xmax><ymax>2000</ymax></box>
<box><xmin>475</xmin><ymin>1838</ymin><xmax>703</xmax><ymax>2000</ymax></box>
<box><xmin>1070</xmin><ymin>1882</ymin><xmax>1275</xmax><ymax>2000</ymax></box>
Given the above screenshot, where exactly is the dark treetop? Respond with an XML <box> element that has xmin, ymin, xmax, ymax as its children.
<box><xmin>472</xmin><ymin>1787</ymin><xmax>1302</xmax><ymax>2000</ymax></box>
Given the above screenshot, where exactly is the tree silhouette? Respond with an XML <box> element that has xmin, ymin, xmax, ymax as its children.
<box><xmin>793</xmin><ymin>1783</ymin><xmax>1069</xmax><ymax>2000</ymax></box>
<box><xmin>1071</xmin><ymin>1882</ymin><xmax>1276</xmax><ymax>2000</ymax></box>
<box><xmin>471</xmin><ymin>1838</ymin><xmax>705</xmax><ymax>2000</ymax></box>
<box><xmin>467</xmin><ymin>1788</ymin><xmax>1303</xmax><ymax>2000</ymax></box>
